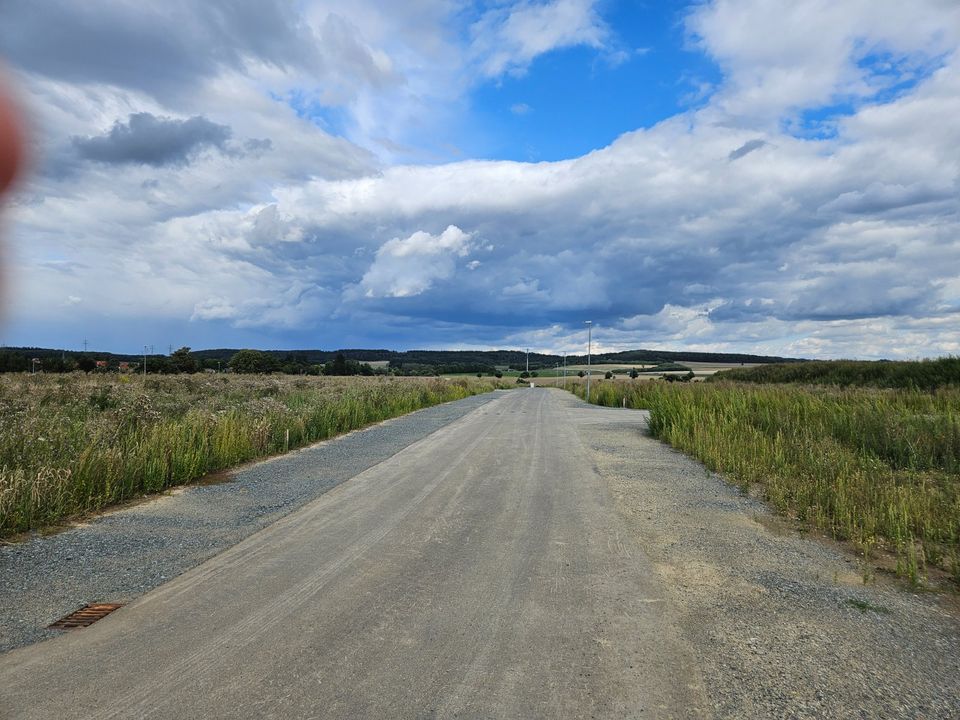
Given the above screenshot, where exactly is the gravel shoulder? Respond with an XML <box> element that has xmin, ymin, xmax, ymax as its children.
<box><xmin>572</xmin><ymin>395</ymin><xmax>960</xmax><ymax>719</ymax></box>
<box><xmin>0</xmin><ymin>391</ymin><xmax>502</xmax><ymax>654</ymax></box>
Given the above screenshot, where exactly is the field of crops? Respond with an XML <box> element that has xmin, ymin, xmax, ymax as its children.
<box><xmin>0</xmin><ymin>373</ymin><xmax>503</xmax><ymax>537</ymax></box>
<box><xmin>573</xmin><ymin>379</ymin><xmax>960</xmax><ymax>586</ymax></box>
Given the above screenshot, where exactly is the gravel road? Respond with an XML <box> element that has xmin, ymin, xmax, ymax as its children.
<box><xmin>1</xmin><ymin>388</ymin><xmax>958</xmax><ymax>719</ymax></box>
<box><xmin>0</xmin><ymin>391</ymin><xmax>500</xmax><ymax>654</ymax></box>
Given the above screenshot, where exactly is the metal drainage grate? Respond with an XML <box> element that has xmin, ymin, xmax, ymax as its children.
<box><xmin>49</xmin><ymin>603</ymin><xmax>123</xmax><ymax>630</ymax></box>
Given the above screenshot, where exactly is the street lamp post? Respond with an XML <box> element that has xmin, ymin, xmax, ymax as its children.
<box><xmin>585</xmin><ymin>321</ymin><xmax>593</xmax><ymax>402</ymax></box>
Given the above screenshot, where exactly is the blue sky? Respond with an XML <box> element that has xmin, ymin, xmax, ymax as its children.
<box><xmin>465</xmin><ymin>2</ymin><xmax>722</xmax><ymax>162</ymax></box>
<box><xmin>2</xmin><ymin>0</ymin><xmax>959</xmax><ymax>358</ymax></box>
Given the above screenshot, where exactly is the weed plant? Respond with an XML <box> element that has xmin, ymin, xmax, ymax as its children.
<box><xmin>0</xmin><ymin>374</ymin><xmax>503</xmax><ymax>536</ymax></box>
<box><xmin>571</xmin><ymin>379</ymin><xmax>960</xmax><ymax>585</ymax></box>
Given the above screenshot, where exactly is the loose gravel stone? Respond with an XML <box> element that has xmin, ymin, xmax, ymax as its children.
<box><xmin>0</xmin><ymin>392</ymin><xmax>501</xmax><ymax>654</ymax></box>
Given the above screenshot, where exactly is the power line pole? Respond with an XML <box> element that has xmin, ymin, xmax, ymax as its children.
<box><xmin>144</xmin><ymin>345</ymin><xmax>148</xmax><ymax>377</ymax></box>
<box><xmin>82</xmin><ymin>338</ymin><xmax>88</xmax><ymax>352</ymax></box>
<box><xmin>525</xmin><ymin>348</ymin><xmax>529</xmax><ymax>374</ymax></box>
<box><xmin>585</xmin><ymin>321</ymin><xmax>593</xmax><ymax>403</ymax></box>
<box><xmin>563</xmin><ymin>353</ymin><xmax>567</xmax><ymax>390</ymax></box>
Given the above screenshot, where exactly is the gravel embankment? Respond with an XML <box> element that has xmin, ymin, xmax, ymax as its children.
<box><xmin>0</xmin><ymin>391</ymin><xmax>502</xmax><ymax>654</ymax></box>
<box><xmin>575</xmin><ymin>400</ymin><xmax>960</xmax><ymax>719</ymax></box>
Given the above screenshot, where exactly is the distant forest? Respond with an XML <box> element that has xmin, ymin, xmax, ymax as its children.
<box><xmin>0</xmin><ymin>345</ymin><xmax>803</xmax><ymax>376</ymax></box>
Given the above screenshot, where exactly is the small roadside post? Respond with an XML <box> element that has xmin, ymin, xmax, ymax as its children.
<box><xmin>585</xmin><ymin>320</ymin><xmax>593</xmax><ymax>402</ymax></box>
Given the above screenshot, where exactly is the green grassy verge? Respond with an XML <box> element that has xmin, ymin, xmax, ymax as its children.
<box><xmin>0</xmin><ymin>374</ymin><xmax>505</xmax><ymax>537</ymax></box>
<box><xmin>571</xmin><ymin>379</ymin><xmax>960</xmax><ymax>586</ymax></box>
<box><xmin>712</xmin><ymin>357</ymin><xmax>960</xmax><ymax>389</ymax></box>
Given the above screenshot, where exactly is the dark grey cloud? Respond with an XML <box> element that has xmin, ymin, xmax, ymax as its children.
<box><xmin>728</xmin><ymin>138</ymin><xmax>766</xmax><ymax>161</ymax></box>
<box><xmin>818</xmin><ymin>183</ymin><xmax>955</xmax><ymax>217</ymax></box>
<box><xmin>1</xmin><ymin>1</ymin><xmax>402</xmax><ymax>109</ymax></box>
<box><xmin>72</xmin><ymin>113</ymin><xmax>231</xmax><ymax>167</ymax></box>
<box><xmin>0</xmin><ymin>0</ymin><xmax>320</xmax><ymax>101</ymax></box>
<box><xmin>781</xmin><ymin>271</ymin><xmax>938</xmax><ymax>322</ymax></box>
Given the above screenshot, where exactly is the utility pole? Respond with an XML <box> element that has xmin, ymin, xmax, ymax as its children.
<box><xmin>585</xmin><ymin>321</ymin><xmax>593</xmax><ymax>402</ymax></box>
<box><xmin>563</xmin><ymin>353</ymin><xmax>567</xmax><ymax>390</ymax></box>
<box><xmin>144</xmin><ymin>345</ymin><xmax>148</xmax><ymax>377</ymax></box>
<box><xmin>82</xmin><ymin>338</ymin><xmax>88</xmax><ymax>352</ymax></box>
<box><xmin>525</xmin><ymin>348</ymin><xmax>529</xmax><ymax>374</ymax></box>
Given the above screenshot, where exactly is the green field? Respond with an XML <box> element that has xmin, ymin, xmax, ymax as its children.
<box><xmin>571</xmin><ymin>378</ymin><xmax>960</xmax><ymax>587</ymax></box>
<box><xmin>0</xmin><ymin>374</ymin><xmax>505</xmax><ymax>537</ymax></box>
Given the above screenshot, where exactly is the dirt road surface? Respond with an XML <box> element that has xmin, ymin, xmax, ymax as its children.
<box><xmin>1</xmin><ymin>389</ymin><xmax>957</xmax><ymax>719</ymax></box>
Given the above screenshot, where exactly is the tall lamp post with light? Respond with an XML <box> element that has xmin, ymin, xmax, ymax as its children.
<box><xmin>585</xmin><ymin>320</ymin><xmax>593</xmax><ymax>402</ymax></box>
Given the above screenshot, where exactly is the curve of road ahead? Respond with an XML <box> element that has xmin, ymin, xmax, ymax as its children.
<box><xmin>1</xmin><ymin>389</ymin><xmax>705</xmax><ymax>718</ymax></box>
<box><xmin>3</xmin><ymin>388</ymin><xmax>959</xmax><ymax>719</ymax></box>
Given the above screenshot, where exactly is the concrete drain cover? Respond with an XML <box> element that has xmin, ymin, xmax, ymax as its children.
<box><xmin>49</xmin><ymin>603</ymin><xmax>123</xmax><ymax>630</ymax></box>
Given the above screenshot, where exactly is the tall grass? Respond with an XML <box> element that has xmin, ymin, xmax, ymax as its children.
<box><xmin>713</xmin><ymin>356</ymin><xmax>960</xmax><ymax>389</ymax></box>
<box><xmin>0</xmin><ymin>374</ymin><xmax>503</xmax><ymax>536</ymax></box>
<box><xmin>572</xmin><ymin>380</ymin><xmax>960</xmax><ymax>585</ymax></box>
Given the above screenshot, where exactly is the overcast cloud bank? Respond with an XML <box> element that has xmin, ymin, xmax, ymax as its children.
<box><xmin>2</xmin><ymin>0</ymin><xmax>959</xmax><ymax>358</ymax></box>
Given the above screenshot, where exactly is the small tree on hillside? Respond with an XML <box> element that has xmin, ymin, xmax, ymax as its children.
<box><xmin>229</xmin><ymin>349</ymin><xmax>276</xmax><ymax>374</ymax></box>
<box><xmin>76</xmin><ymin>355</ymin><xmax>96</xmax><ymax>373</ymax></box>
<box><xmin>328</xmin><ymin>352</ymin><xmax>348</xmax><ymax>375</ymax></box>
<box><xmin>170</xmin><ymin>346</ymin><xmax>198</xmax><ymax>374</ymax></box>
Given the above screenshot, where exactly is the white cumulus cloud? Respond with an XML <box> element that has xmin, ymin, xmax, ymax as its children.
<box><xmin>472</xmin><ymin>0</ymin><xmax>608</xmax><ymax>78</ymax></box>
<box><xmin>359</xmin><ymin>225</ymin><xmax>474</xmax><ymax>298</ymax></box>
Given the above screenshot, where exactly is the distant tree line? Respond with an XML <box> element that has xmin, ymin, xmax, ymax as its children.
<box><xmin>0</xmin><ymin>344</ymin><xmax>808</xmax><ymax>375</ymax></box>
<box><xmin>228</xmin><ymin>350</ymin><xmax>381</xmax><ymax>376</ymax></box>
